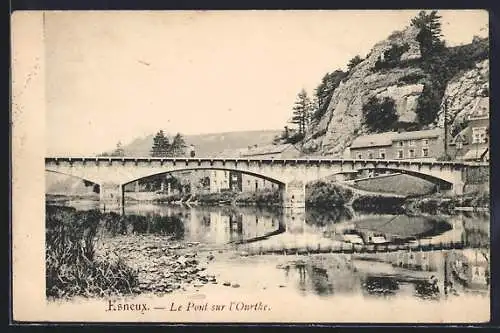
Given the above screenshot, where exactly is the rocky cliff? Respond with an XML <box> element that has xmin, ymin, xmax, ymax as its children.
<box><xmin>435</xmin><ymin>59</ymin><xmax>489</xmax><ymax>136</ymax></box>
<box><xmin>303</xmin><ymin>25</ymin><xmax>489</xmax><ymax>157</ymax></box>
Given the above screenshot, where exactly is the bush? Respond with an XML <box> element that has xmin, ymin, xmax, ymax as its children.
<box><xmin>45</xmin><ymin>206</ymin><xmax>139</xmax><ymax>299</ymax></box>
<box><xmin>362</xmin><ymin>96</ymin><xmax>399</xmax><ymax>132</ymax></box>
<box><xmin>235</xmin><ymin>189</ymin><xmax>282</xmax><ymax>206</ymax></box>
<box><xmin>374</xmin><ymin>43</ymin><xmax>410</xmax><ymax>70</ymax></box>
<box><xmin>305</xmin><ymin>181</ymin><xmax>353</xmax><ymax>207</ymax></box>
<box><xmin>398</xmin><ymin>72</ymin><xmax>426</xmax><ymax>85</ymax></box>
<box><xmin>285</xmin><ymin>132</ymin><xmax>305</xmax><ymax>144</ymax></box>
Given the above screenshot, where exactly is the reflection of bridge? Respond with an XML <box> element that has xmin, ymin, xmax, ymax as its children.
<box><xmin>45</xmin><ymin>156</ymin><xmax>487</xmax><ymax>214</ymax></box>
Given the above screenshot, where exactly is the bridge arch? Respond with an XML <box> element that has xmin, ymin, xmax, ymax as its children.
<box><xmin>45</xmin><ymin>169</ymin><xmax>101</xmax><ymax>190</ymax></box>
<box><xmin>344</xmin><ymin>166</ymin><xmax>454</xmax><ymax>190</ymax></box>
<box><xmin>122</xmin><ymin>167</ymin><xmax>286</xmax><ymax>188</ymax></box>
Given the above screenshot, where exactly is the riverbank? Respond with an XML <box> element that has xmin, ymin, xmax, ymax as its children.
<box><xmin>46</xmin><ymin>205</ymin><xmax>223</xmax><ymax>299</ymax></box>
<box><xmin>404</xmin><ymin>190</ymin><xmax>490</xmax><ymax>215</ymax></box>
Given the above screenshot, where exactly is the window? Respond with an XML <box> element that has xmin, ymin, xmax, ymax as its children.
<box><xmin>379</xmin><ymin>149</ymin><xmax>386</xmax><ymax>159</ymax></box>
<box><xmin>408</xmin><ymin>149</ymin><xmax>415</xmax><ymax>158</ymax></box>
<box><xmin>368</xmin><ymin>151</ymin><xmax>374</xmax><ymax>159</ymax></box>
<box><xmin>422</xmin><ymin>147</ymin><xmax>429</xmax><ymax>157</ymax></box>
<box><xmin>472</xmin><ymin>127</ymin><xmax>488</xmax><ymax>144</ymax></box>
<box><xmin>409</xmin><ymin>140</ymin><xmax>416</xmax><ymax>147</ymax></box>
<box><xmin>456</xmin><ymin>141</ymin><xmax>463</xmax><ymax>150</ymax></box>
<box><xmin>357</xmin><ymin>153</ymin><xmax>362</xmax><ymax>159</ymax></box>
<box><xmin>422</xmin><ymin>139</ymin><xmax>429</xmax><ymax>146</ymax></box>
<box><xmin>397</xmin><ymin>150</ymin><xmax>404</xmax><ymax>159</ymax></box>
<box><xmin>397</xmin><ymin>141</ymin><xmax>404</xmax><ymax>147</ymax></box>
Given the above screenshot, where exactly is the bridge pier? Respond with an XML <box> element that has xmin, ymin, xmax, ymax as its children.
<box><xmin>446</xmin><ymin>181</ymin><xmax>465</xmax><ymax>196</ymax></box>
<box><xmin>282</xmin><ymin>180</ymin><xmax>306</xmax><ymax>209</ymax></box>
<box><xmin>99</xmin><ymin>182</ymin><xmax>124</xmax><ymax>215</ymax></box>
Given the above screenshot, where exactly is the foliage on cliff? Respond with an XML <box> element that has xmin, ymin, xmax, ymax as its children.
<box><xmin>288</xmin><ymin>10</ymin><xmax>488</xmax><ymax>156</ymax></box>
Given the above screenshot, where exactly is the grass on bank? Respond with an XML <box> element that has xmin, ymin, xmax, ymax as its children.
<box><xmin>46</xmin><ymin>205</ymin><xmax>185</xmax><ymax>299</ymax></box>
<box><xmin>46</xmin><ymin>205</ymin><xmax>140</xmax><ymax>299</ymax></box>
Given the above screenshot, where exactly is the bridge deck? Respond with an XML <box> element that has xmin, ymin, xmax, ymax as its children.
<box><xmin>45</xmin><ymin>156</ymin><xmax>488</xmax><ymax>167</ymax></box>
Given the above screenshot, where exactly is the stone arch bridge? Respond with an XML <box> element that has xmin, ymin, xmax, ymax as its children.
<box><xmin>45</xmin><ymin>156</ymin><xmax>487</xmax><ymax>214</ymax></box>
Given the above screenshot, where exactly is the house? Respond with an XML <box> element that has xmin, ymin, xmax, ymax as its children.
<box><xmin>240</xmin><ymin>143</ymin><xmax>302</xmax><ymax>159</ymax></box>
<box><xmin>448</xmin><ymin>97</ymin><xmax>489</xmax><ymax>162</ymax></box>
<box><xmin>241</xmin><ymin>174</ymin><xmax>278</xmax><ymax>192</ymax></box>
<box><xmin>349</xmin><ymin>128</ymin><xmax>444</xmax><ymax>160</ymax></box>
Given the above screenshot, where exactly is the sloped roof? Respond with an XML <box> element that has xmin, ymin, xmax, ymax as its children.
<box><xmin>469</xmin><ymin>97</ymin><xmax>489</xmax><ymax>120</ymax></box>
<box><xmin>451</xmin><ymin>127</ymin><xmax>470</xmax><ymax>144</ymax></box>
<box><xmin>350</xmin><ymin>132</ymin><xmax>396</xmax><ymax>149</ymax></box>
<box><xmin>240</xmin><ymin>144</ymin><xmax>299</xmax><ymax>156</ymax></box>
<box><xmin>350</xmin><ymin>129</ymin><xmax>443</xmax><ymax>149</ymax></box>
<box><xmin>463</xmin><ymin>147</ymin><xmax>489</xmax><ymax>161</ymax></box>
<box><xmin>392</xmin><ymin>128</ymin><xmax>442</xmax><ymax>141</ymax></box>
<box><xmin>213</xmin><ymin>148</ymin><xmax>249</xmax><ymax>158</ymax></box>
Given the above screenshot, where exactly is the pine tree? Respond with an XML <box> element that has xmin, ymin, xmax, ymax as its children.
<box><xmin>290</xmin><ymin>89</ymin><xmax>313</xmax><ymax>135</ymax></box>
<box><xmin>312</xmin><ymin>70</ymin><xmax>347</xmax><ymax>122</ymax></box>
<box><xmin>150</xmin><ymin>130</ymin><xmax>170</xmax><ymax>157</ymax></box>
<box><xmin>410</xmin><ymin>10</ymin><xmax>445</xmax><ymax>58</ymax></box>
<box><xmin>111</xmin><ymin>141</ymin><xmax>125</xmax><ymax>157</ymax></box>
<box><xmin>171</xmin><ymin>133</ymin><xmax>187</xmax><ymax>157</ymax></box>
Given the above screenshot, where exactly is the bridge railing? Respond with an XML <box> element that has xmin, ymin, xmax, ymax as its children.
<box><xmin>45</xmin><ymin>156</ymin><xmax>488</xmax><ymax>167</ymax></box>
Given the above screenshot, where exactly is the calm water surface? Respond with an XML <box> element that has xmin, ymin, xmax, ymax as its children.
<box><xmin>55</xmin><ymin>200</ymin><xmax>490</xmax><ymax>301</ymax></box>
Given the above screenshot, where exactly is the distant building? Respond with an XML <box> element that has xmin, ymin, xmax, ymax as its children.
<box><xmin>188</xmin><ymin>144</ymin><xmax>196</xmax><ymax>157</ymax></box>
<box><xmin>349</xmin><ymin>128</ymin><xmax>444</xmax><ymax>160</ymax></box>
<box><xmin>229</xmin><ymin>171</ymin><xmax>242</xmax><ymax>192</ymax></box>
<box><xmin>448</xmin><ymin>97</ymin><xmax>489</xmax><ymax>162</ymax></box>
<box><xmin>241</xmin><ymin>174</ymin><xmax>278</xmax><ymax>192</ymax></box>
<box><xmin>240</xmin><ymin>143</ymin><xmax>302</xmax><ymax>159</ymax></box>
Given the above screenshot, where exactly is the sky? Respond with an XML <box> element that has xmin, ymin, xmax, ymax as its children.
<box><xmin>43</xmin><ymin>10</ymin><xmax>489</xmax><ymax>156</ymax></box>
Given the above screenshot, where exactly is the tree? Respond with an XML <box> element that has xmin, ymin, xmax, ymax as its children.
<box><xmin>410</xmin><ymin>10</ymin><xmax>445</xmax><ymax>58</ymax></box>
<box><xmin>415</xmin><ymin>83</ymin><xmax>442</xmax><ymax>125</ymax></box>
<box><xmin>347</xmin><ymin>55</ymin><xmax>363</xmax><ymax>71</ymax></box>
<box><xmin>290</xmin><ymin>89</ymin><xmax>313</xmax><ymax>135</ymax></box>
<box><xmin>312</xmin><ymin>70</ymin><xmax>347</xmax><ymax>122</ymax></box>
<box><xmin>111</xmin><ymin>141</ymin><xmax>125</xmax><ymax>157</ymax></box>
<box><xmin>150</xmin><ymin>130</ymin><xmax>170</xmax><ymax>157</ymax></box>
<box><xmin>170</xmin><ymin>133</ymin><xmax>187</xmax><ymax>157</ymax></box>
<box><xmin>362</xmin><ymin>96</ymin><xmax>399</xmax><ymax>133</ymax></box>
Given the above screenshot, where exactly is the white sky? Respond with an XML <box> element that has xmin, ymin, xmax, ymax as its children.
<box><xmin>44</xmin><ymin>10</ymin><xmax>488</xmax><ymax>156</ymax></box>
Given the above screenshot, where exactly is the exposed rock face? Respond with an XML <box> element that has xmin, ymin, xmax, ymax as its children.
<box><xmin>306</xmin><ymin>25</ymin><xmax>426</xmax><ymax>156</ymax></box>
<box><xmin>435</xmin><ymin>59</ymin><xmax>489</xmax><ymax>136</ymax></box>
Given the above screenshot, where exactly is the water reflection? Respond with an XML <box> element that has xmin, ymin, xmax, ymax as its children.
<box><xmin>124</xmin><ymin>204</ymin><xmax>284</xmax><ymax>245</ymax></box>
<box><xmin>50</xmin><ymin>199</ymin><xmax>490</xmax><ymax>249</ymax></box>
<box><xmin>280</xmin><ymin>254</ymin><xmax>482</xmax><ymax>300</ymax></box>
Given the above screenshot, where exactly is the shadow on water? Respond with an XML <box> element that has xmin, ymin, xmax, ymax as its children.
<box><xmin>48</xmin><ymin>198</ymin><xmax>490</xmax><ymax>249</ymax></box>
<box><xmin>305</xmin><ymin>206</ymin><xmax>354</xmax><ymax>226</ymax></box>
<box><xmin>283</xmin><ymin>260</ymin><xmax>443</xmax><ymax>300</ymax></box>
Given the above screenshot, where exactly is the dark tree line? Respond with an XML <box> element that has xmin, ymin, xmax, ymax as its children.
<box><xmin>150</xmin><ymin>130</ymin><xmax>187</xmax><ymax>157</ymax></box>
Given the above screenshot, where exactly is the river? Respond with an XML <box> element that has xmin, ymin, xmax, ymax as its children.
<box><xmin>48</xmin><ymin>199</ymin><xmax>491</xmax><ymax>322</ymax></box>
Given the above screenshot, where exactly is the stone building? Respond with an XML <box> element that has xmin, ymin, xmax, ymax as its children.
<box><xmin>448</xmin><ymin>97</ymin><xmax>489</xmax><ymax>162</ymax></box>
<box><xmin>240</xmin><ymin>143</ymin><xmax>302</xmax><ymax>159</ymax></box>
<box><xmin>349</xmin><ymin>128</ymin><xmax>444</xmax><ymax>161</ymax></box>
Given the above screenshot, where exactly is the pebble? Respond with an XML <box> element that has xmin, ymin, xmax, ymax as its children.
<box><xmin>96</xmin><ymin>235</ymin><xmax>214</xmax><ymax>296</ymax></box>
<box><xmin>223</xmin><ymin>282</ymin><xmax>231</xmax><ymax>286</ymax></box>
<box><xmin>231</xmin><ymin>283</ymin><xmax>240</xmax><ymax>288</ymax></box>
